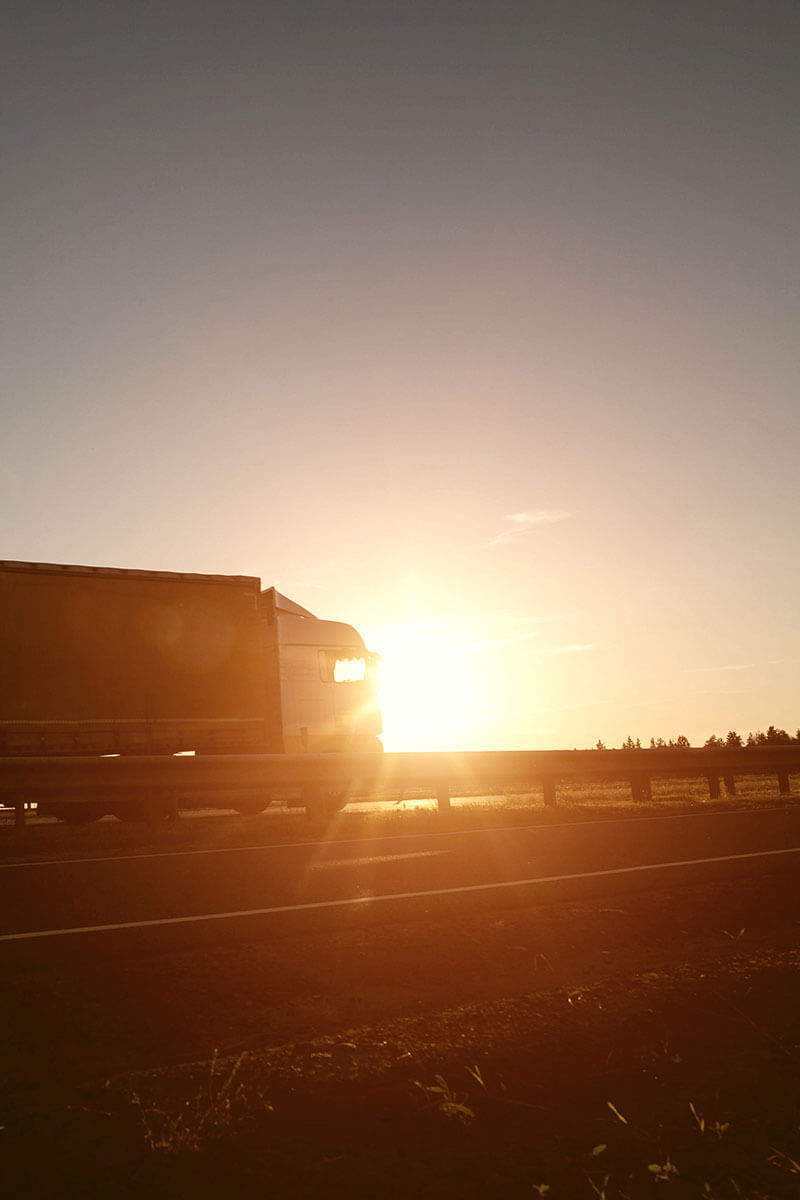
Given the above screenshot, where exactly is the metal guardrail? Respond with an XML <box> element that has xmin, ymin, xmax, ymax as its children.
<box><xmin>1</xmin><ymin>747</ymin><xmax>799</xmax><ymax>826</ymax></box>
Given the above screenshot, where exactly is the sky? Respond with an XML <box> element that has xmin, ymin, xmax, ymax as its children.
<box><xmin>2</xmin><ymin>0</ymin><xmax>799</xmax><ymax>752</ymax></box>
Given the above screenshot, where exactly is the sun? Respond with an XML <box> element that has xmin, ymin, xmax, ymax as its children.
<box><xmin>368</xmin><ymin>620</ymin><xmax>478</xmax><ymax>752</ymax></box>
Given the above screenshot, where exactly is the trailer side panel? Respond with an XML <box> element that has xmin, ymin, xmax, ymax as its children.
<box><xmin>0</xmin><ymin>562</ymin><xmax>272</xmax><ymax>755</ymax></box>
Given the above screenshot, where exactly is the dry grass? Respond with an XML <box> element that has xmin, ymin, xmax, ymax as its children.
<box><xmin>132</xmin><ymin>1051</ymin><xmax>271</xmax><ymax>1153</ymax></box>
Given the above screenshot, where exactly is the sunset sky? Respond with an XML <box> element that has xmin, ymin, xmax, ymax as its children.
<box><xmin>3</xmin><ymin>1</ymin><xmax>798</xmax><ymax>752</ymax></box>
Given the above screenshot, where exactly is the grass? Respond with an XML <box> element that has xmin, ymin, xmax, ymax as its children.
<box><xmin>125</xmin><ymin>1053</ymin><xmax>800</xmax><ymax>1197</ymax></box>
<box><xmin>132</xmin><ymin>1051</ymin><xmax>270</xmax><ymax>1154</ymax></box>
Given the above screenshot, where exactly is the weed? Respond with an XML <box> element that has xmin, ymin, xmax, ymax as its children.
<box><xmin>647</xmin><ymin>1154</ymin><xmax>679</xmax><ymax>1182</ymax></box>
<box><xmin>465</xmin><ymin>1064</ymin><xmax>486</xmax><ymax>1089</ymax></box>
<box><xmin>133</xmin><ymin>1050</ymin><xmax>267</xmax><ymax>1153</ymax></box>
<box><xmin>767</xmin><ymin>1145</ymin><xmax>800</xmax><ymax>1175</ymax></box>
<box><xmin>607</xmin><ymin>1100</ymin><xmax>628</xmax><ymax>1126</ymax></box>
<box><xmin>689</xmin><ymin>1100</ymin><xmax>729</xmax><ymax>1140</ymax></box>
<box><xmin>414</xmin><ymin>1074</ymin><xmax>475</xmax><ymax>1123</ymax></box>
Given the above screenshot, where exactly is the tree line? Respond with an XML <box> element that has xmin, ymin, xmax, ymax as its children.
<box><xmin>595</xmin><ymin>726</ymin><xmax>800</xmax><ymax>751</ymax></box>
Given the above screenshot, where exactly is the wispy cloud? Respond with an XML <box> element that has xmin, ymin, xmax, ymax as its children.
<box><xmin>687</xmin><ymin>663</ymin><xmax>752</xmax><ymax>673</ymax></box>
<box><xmin>544</xmin><ymin>642</ymin><xmax>595</xmax><ymax>655</ymax></box>
<box><xmin>456</xmin><ymin>634</ymin><xmax>595</xmax><ymax>659</ymax></box>
<box><xmin>687</xmin><ymin>659</ymin><xmax>790</xmax><ymax>673</ymax></box>
<box><xmin>693</xmin><ymin>689</ymin><xmax>750</xmax><ymax>696</ymax></box>
<box><xmin>457</xmin><ymin>631</ymin><xmax>540</xmax><ymax>657</ymax></box>
<box><xmin>487</xmin><ymin>509</ymin><xmax>572</xmax><ymax>547</ymax></box>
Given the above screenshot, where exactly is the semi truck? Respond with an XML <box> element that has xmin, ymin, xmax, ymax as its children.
<box><xmin>0</xmin><ymin>559</ymin><xmax>382</xmax><ymax>821</ymax></box>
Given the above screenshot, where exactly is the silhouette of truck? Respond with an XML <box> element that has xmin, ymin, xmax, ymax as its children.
<box><xmin>0</xmin><ymin>560</ymin><xmax>382</xmax><ymax>821</ymax></box>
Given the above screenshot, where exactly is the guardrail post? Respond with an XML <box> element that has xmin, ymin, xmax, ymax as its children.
<box><xmin>542</xmin><ymin>776</ymin><xmax>556</xmax><ymax>808</ymax></box>
<box><xmin>723</xmin><ymin>775</ymin><xmax>736</xmax><ymax>796</ymax></box>
<box><xmin>14</xmin><ymin>798</ymin><xmax>26</xmax><ymax>830</ymax></box>
<box><xmin>707</xmin><ymin>775</ymin><xmax>721</xmax><ymax>800</ymax></box>
<box><xmin>435</xmin><ymin>781</ymin><xmax>451</xmax><ymax>813</ymax></box>
<box><xmin>630</xmin><ymin>774</ymin><xmax>643</xmax><ymax>803</ymax></box>
<box><xmin>778</xmin><ymin>770</ymin><xmax>791</xmax><ymax>796</ymax></box>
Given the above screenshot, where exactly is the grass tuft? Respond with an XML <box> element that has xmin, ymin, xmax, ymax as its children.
<box><xmin>132</xmin><ymin>1051</ymin><xmax>269</xmax><ymax>1153</ymax></box>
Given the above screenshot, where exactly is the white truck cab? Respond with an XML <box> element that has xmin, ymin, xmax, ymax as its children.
<box><xmin>261</xmin><ymin>589</ymin><xmax>382</xmax><ymax>753</ymax></box>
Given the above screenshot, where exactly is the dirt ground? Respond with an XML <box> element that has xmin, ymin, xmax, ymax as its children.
<box><xmin>2</xmin><ymin>853</ymin><xmax>800</xmax><ymax>1199</ymax></box>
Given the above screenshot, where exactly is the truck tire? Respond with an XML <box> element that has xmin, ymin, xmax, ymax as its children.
<box><xmin>232</xmin><ymin>796</ymin><xmax>272</xmax><ymax>816</ymax></box>
<box><xmin>324</xmin><ymin>790</ymin><xmax>350</xmax><ymax>815</ymax></box>
<box><xmin>52</xmin><ymin>804</ymin><xmax>105</xmax><ymax>824</ymax></box>
<box><xmin>111</xmin><ymin>797</ymin><xmax>178</xmax><ymax>823</ymax></box>
<box><xmin>302</xmin><ymin>785</ymin><xmax>326</xmax><ymax>821</ymax></box>
<box><xmin>302</xmin><ymin>789</ymin><xmax>350</xmax><ymax>819</ymax></box>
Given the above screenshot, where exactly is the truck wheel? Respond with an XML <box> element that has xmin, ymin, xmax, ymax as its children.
<box><xmin>302</xmin><ymin>790</ymin><xmax>347</xmax><ymax>819</ymax></box>
<box><xmin>302</xmin><ymin>785</ymin><xmax>326</xmax><ymax>821</ymax></box>
<box><xmin>53</xmin><ymin>804</ymin><xmax>105</xmax><ymax>824</ymax></box>
<box><xmin>233</xmin><ymin>797</ymin><xmax>271</xmax><ymax>816</ymax></box>
<box><xmin>325</xmin><ymin>791</ymin><xmax>350</xmax><ymax>815</ymax></box>
<box><xmin>111</xmin><ymin>798</ymin><xmax>178</xmax><ymax>823</ymax></box>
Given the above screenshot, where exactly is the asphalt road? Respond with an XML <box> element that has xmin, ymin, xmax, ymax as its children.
<box><xmin>3</xmin><ymin>807</ymin><xmax>799</xmax><ymax>954</ymax></box>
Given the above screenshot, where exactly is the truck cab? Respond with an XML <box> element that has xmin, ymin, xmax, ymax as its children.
<box><xmin>260</xmin><ymin>589</ymin><xmax>382</xmax><ymax>753</ymax></box>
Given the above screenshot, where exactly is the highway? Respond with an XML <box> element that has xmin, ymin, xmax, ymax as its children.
<box><xmin>3</xmin><ymin>806</ymin><xmax>799</xmax><ymax>951</ymax></box>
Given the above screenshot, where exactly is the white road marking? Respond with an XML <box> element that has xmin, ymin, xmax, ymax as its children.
<box><xmin>313</xmin><ymin>850</ymin><xmax>447</xmax><ymax>869</ymax></box>
<box><xmin>0</xmin><ymin>805</ymin><xmax>793</xmax><ymax>871</ymax></box>
<box><xmin>1</xmin><ymin>845</ymin><xmax>798</xmax><ymax>943</ymax></box>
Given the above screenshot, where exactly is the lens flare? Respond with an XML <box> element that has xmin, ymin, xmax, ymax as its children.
<box><xmin>367</xmin><ymin>621</ymin><xmax>483</xmax><ymax>751</ymax></box>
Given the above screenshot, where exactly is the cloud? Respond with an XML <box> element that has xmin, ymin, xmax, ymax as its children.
<box><xmin>686</xmin><ymin>659</ymin><xmax>791</xmax><ymax>673</ymax></box>
<box><xmin>487</xmin><ymin>510</ymin><xmax>572</xmax><ymax>547</ymax></box>
<box><xmin>693</xmin><ymin>689</ymin><xmax>750</xmax><ymax>696</ymax></box>
<box><xmin>507</xmin><ymin>510</ymin><xmax>571</xmax><ymax>525</ymax></box>
<box><xmin>456</xmin><ymin>635</ymin><xmax>594</xmax><ymax>659</ymax></box>
<box><xmin>457</xmin><ymin>631</ymin><xmax>540</xmax><ymax>657</ymax></box>
<box><xmin>544</xmin><ymin>642</ymin><xmax>595</xmax><ymax>655</ymax></box>
<box><xmin>686</xmin><ymin>663</ymin><xmax>752</xmax><ymax>673</ymax></box>
<box><xmin>455</xmin><ymin>631</ymin><xmax>595</xmax><ymax>659</ymax></box>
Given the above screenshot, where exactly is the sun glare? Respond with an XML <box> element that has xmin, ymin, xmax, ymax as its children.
<box><xmin>369</xmin><ymin>621</ymin><xmax>483</xmax><ymax>752</ymax></box>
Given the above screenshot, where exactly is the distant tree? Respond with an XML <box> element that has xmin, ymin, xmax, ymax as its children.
<box><xmin>765</xmin><ymin>724</ymin><xmax>791</xmax><ymax>745</ymax></box>
<box><xmin>795</xmin><ymin>729</ymin><xmax>800</xmax><ymax>745</ymax></box>
<box><xmin>725</xmin><ymin>730</ymin><xmax>743</xmax><ymax>749</ymax></box>
<box><xmin>675</xmin><ymin>735</ymin><xmax>691</xmax><ymax>748</ymax></box>
<box><xmin>704</xmin><ymin>735</ymin><xmax>725</xmax><ymax>749</ymax></box>
<box><xmin>654</xmin><ymin>737</ymin><xmax>666</xmax><ymax>749</ymax></box>
<box><xmin>595</xmin><ymin>740</ymin><xmax>607</xmax><ymax>750</ymax></box>
<box><xmin>747</xmin><ymin>730</ymin><xmax>767</xmax><ymax>746</ymax></box>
